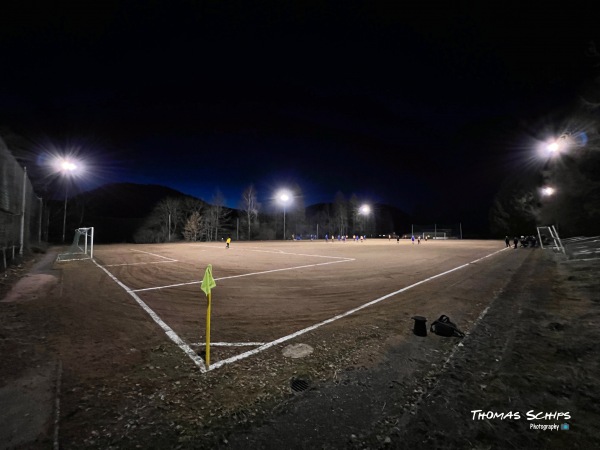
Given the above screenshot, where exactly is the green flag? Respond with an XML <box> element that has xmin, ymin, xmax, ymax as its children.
<box><xmin>201</xmin><ymin>264</ymin><xmax>216</xmax><ymax>297</ymax></box>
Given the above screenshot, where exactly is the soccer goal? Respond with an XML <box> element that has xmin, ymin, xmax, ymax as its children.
<box><xmin>57</xmin><ymin>227</ymin><xmax>94</xmax><ymax>261</ymax></box>
<box><xmin>536</xmin><ymin>225</ymin><xmax>566</xmax><ymax>256</ymax></box>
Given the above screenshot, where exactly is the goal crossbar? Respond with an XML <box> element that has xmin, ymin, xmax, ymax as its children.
<box><xmin>536</xmin><ymin>225</ymin><xmax>565</xmax><ymax>256</ymax></box>
<box><xmin>57</xmin><ymin>227</ymin><xmax>94</xmax><ymax>262</ymax></box>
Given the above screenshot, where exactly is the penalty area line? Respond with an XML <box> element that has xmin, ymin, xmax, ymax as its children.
<box><xmin>131</xmin><ymin>258</ymin><xmax>355</xmax><ymax>292</ymax></box>
<box><xmin>130</xmin><ymin>249</ymin><xmax>178</xmax><ymax>261</ymax></box>
<box><xmin>104</xmin><ymin>260</ymin><xmax>179</xmax><ymax>267</ymax></box>
<box><xmin>250</xmin><ymin>249</ymin><xmax>353</xmax><ymax>260</ymax></box>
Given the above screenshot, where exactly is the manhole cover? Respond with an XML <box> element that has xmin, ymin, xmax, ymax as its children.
<box><xmin>282</xmin><ymin>343</ymin><xmax>313</xmax><ymax>359</ymax></box>
<box><xmin>291</xmin><ymin>378</ymin><xmax>310</xmax><ymax>392</ymax></box>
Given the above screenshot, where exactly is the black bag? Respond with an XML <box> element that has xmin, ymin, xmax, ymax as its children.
<box><xmin>430</xmin><ymin>315</ymin><xmax>465</xmax><ymax>338</ymax></box>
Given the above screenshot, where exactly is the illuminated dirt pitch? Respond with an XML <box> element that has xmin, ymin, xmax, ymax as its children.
<box><xmin>86</xmin><ymin>238</ymin><xmax>512</xmax><ymax>371</ymax></box>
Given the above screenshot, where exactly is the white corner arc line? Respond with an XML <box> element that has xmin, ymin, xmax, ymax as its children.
<box><xmin>92</xmin><ymin>259</ymin><xmax>207</xmax><ymax>372</ymax></box>
<box><xmin>208</xmin><ymin>247</ymin><xmax>508</xmax><ymax>371</ymax></box>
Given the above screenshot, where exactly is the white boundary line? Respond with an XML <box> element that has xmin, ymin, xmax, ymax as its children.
<box><xmin>131</xmin><ymin>258</ymin><xmax>354</xmax><ymax>292</ymax></box>
<box><xmin>249</xmin><ymin>249</ymin><xmax>352</xmax><ymax>260</ymax></box>
<box><xmin>99</xmin><ymin>249</ymin><xmax>179</xmax><ymax>267</ymax></box>
<box><xmin>130</xmin><ymin>249</ymin><xmax>178</xmax><ymax>260</ymax></box>
<box><xmin>104</xmin><ymin>261</ymin><xmax>179</xmax><ymax>267</ymax></box>
<box><xmin>192</xmin><ymin>244</ymin><xmax>352</xmax><ymax>260</ymax></box>
<box><xmin>92</xmin><ymin>259</ymin><xmax>207</xmax><ymax>373</ymax></box>
<box><xmin>192</xmin><ymin>342</ymin><xmax>267</xmax><ymax>347</ymax></box>
<box><xmin>208</xmin><ymin>247</ymin><xmax>509</xmax><ymax>370</ymax></box>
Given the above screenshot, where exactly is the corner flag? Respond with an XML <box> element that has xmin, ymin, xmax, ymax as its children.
<box><xmin>201</xmin><ymin>264</ymin><xmax>216</xmax><ymax>297</ymax></box>
<box><xmin>201</xmin><ymin>264</ymin><xmax>216</xmax><ymax>369</ymax></box>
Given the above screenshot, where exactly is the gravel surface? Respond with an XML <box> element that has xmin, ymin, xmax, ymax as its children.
<box><xmin>1</xmin><ymin>243</ymin><xmax>598</xmax><ymax>449</ymax></box>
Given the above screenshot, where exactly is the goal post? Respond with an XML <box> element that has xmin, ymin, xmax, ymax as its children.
<box><xmin>536</xmin><ymin>225</ymin><xmax>565</xmax><ymax>256</ymax></box>
<box><xmin>409</xmin><ymin>224</ymin><xmax>455</xmax><ymax>239</ymax></box>
<box><xmin>57</xmin><ymin>227</ymin><xmax>94</xmax><ymax>261</ymax></box>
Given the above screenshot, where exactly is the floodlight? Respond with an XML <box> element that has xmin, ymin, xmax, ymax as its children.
<box><xmin>542</xmin><ymin>186</ymin><xmax>555</xmax><ymax>196</ymax></box>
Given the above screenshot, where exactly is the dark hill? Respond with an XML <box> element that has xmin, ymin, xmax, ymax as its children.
<box><xmin>52</xmin><ymin>183</ymin><xmax>205</xmax><ymax>243</ymax></box>
<box><xmin>78</xmin><ymin>183</ymin><xmax>199</xmax><ymax>219</ymax></box>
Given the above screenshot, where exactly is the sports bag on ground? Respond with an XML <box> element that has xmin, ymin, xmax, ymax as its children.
<box><xmin>430</xmin><ymin>315</ymin><xmax>465</xmax><ymax>338</ymax></box>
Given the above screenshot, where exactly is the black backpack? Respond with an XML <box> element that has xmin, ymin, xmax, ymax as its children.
<box><xmin>430</xmin><ymin>315</ymin><xmax>465</xmax><ymax>338</ymax></box>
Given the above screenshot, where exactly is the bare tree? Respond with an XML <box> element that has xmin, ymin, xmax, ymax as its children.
<box><xmin>333</xmin><ymin>191</ymin><xmax>348</xmax><ymax>237</ymax></box>
<box><xmin>183</xmin><ymin>211</ymin><xmax>204</xmax><ymax>241</ymax></box>
<box><xmin>206</xmin><ymin>190</ymin><xmax>231</xmax><ymax>241</ymax></box>
<box><xmin>133</xmin><ymin>196</ymin><xmax>183</xmax><ymax>243</ymax></box>
<box><xmin>288</xmin><ymin>184</ymin><xmax>306</xmax><ymax>238</ymax></box>
<box><xmin>182</xmin><ymin>197</ymin><xmax>205</xmax><ymax>216</ymax></box>
<box><xmin>349</xmin><ymin>193</ymin><xmax>360</xmax><ymax>234</ymax></box>
<box><xmin>181</xmin><ymin>198</ymin><xmax>206</xmax><ymax>241</ymax></box>
<box><xmin>240</xmin><ymin>184</ymin><xmax>260</xmax><ymax>240</ymax></box>
<box><xmin>157</xmin><ymin>197</ymin><xmax>183</xmax><ymax>241</ymax></box>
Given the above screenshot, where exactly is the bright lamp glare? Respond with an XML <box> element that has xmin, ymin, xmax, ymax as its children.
<box><xmin>277</xmin><ymin>189</ymin><xmax>292</xmax><ymax>205</ymax></box>
<box><xmin>61</xmin><ymin>161</ymin><xmax>77</xmax><ymax>171</ymax></box>
<box><xmin>542</xmin><ymin>186</ymin><xmax>555</xmax><ymax>196</ymax></box>
<box><xmin>360</xmin><ymin>205</ymin><xmax>370</xmax><ymax>214</ymax></box>
<box><xmin>53</xmin><ymin>156</ymin><xmax>81</xmax><ymax>175</ymax></box>
<box><xmin>547</xmin><ymin>142</ymin><xmax>559</xmax><ymax>153</ymax></box>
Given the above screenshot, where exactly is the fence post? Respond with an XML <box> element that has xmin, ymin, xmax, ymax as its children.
<box><xmin>19</xmin><ymin>167</ymin><xmax>27</xmax><ymax>255</ymax></box>
<box><xmin>38</xmin><ymin>197</ymin><xmax>43</xmax><ymax>244</ymax></box>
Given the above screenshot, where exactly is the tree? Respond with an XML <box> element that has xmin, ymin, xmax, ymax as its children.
<box><xmin>133</xmin><ymin>196</ymin><xmax>183</xmax><ymax>243</ymax></box>
<box><xmin>206</xmin><ymin>190</ymin><xmax>231</xmax><ymax>241</ymax></box>
<box><xmin>489</xmin><ymin>176</ymin><xmax>539</xmax><ymax>237</ymax></box>
<box><xmin>240</xmin><ymin>184</ymin><xmax>260</xmax><ymax>240</ymax></box>
<box><xmin>181</xmin><ymin>198</ymin><xmax>206</xmax><ymax>241</ymax></box>
<box><xmin>349</xmin><ymin>194</ymin><xmax>360</xmax><ymax>234</ymax></box>
<box><xmin>333</xmin><ymin>191</ymin><xmax>348</xmax><ymax>237</ymax></box>
<box><xmin>288</xmin><ymin>184</ymin><xmax>306</xmax><ymax>238</ymax></box>
<box><xmin>537</xmin><ymin>145</ymin><xmax>600</xmax><ymax>235</ymax></box>
<box><xmin>183</xmin><ymin>211</ymin><xmax>204</xmax><ymax>241</ymax></box>
<box><xmin>157</xmin><ymin>197</ymin><xmax>183</xmax><ymax>242</ymax></box>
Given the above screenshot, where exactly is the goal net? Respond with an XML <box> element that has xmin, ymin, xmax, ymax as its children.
<box><xmin>57</xmin><ymin>227</ymin><xmax>94</xmax><ymax>261</ymax></box>
<box><xmin>536</xmin><ymin>225</ymin><xmax>565</xmax><ymax>255</ymax></box>
<box><xmin>408</xmin><ymin>224</ymin><xmax>456</xmax><ymax>239</ymax></box>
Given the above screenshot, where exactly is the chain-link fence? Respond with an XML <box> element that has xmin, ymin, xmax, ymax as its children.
<box><xmin>0</xmin><ymin>137</ymin><xmax>43</xmax><ymax>271</ymax></box>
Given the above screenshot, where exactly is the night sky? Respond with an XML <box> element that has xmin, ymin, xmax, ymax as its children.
<box><xmin>1</xmin><ymin>2</ymin><xmax>598</xmax><ymax>220</ymax></box>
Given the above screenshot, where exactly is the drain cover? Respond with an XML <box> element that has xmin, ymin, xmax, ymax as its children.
<box><xmin>291</xmin><ymin>378</ymin><xmax>310</xmax><ymax>392</ymax></box>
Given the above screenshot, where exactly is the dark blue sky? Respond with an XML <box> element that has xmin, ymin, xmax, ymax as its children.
<box><xmin>1</xmin><ymin>1</ymin><xmax>598</xmax><ymax>218</ymax></box>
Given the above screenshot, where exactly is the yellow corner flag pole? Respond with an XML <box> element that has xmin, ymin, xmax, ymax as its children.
<box><xmin>200</xmin><ymin>264</ymin><xmax>216</xmax><ymax>369</ymax></box>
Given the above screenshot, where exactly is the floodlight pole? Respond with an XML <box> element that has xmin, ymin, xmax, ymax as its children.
<box><xmin>19</xmin><ymin>167</ymin><xmax>27</xmax><ymax>255</ymax></box>
<box><xmin>278</xmin><ymin>191</ymin><xmax>291</xmax><ymax>241</ymax></box>
<box><xmin>57</xmin><ymin>158</ymin><xmax>79</xmax><ymax>244</ymax></box>
<box><xmin>283</xmin><ymin>205</ymin><xmax>286</xmax><ymax>241</ymax></box>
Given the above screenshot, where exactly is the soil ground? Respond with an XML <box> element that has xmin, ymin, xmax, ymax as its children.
<box><xmin>1</xmin><ymin>239</ymin><xmax>599</xmax><ymax>449</ymax></box>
